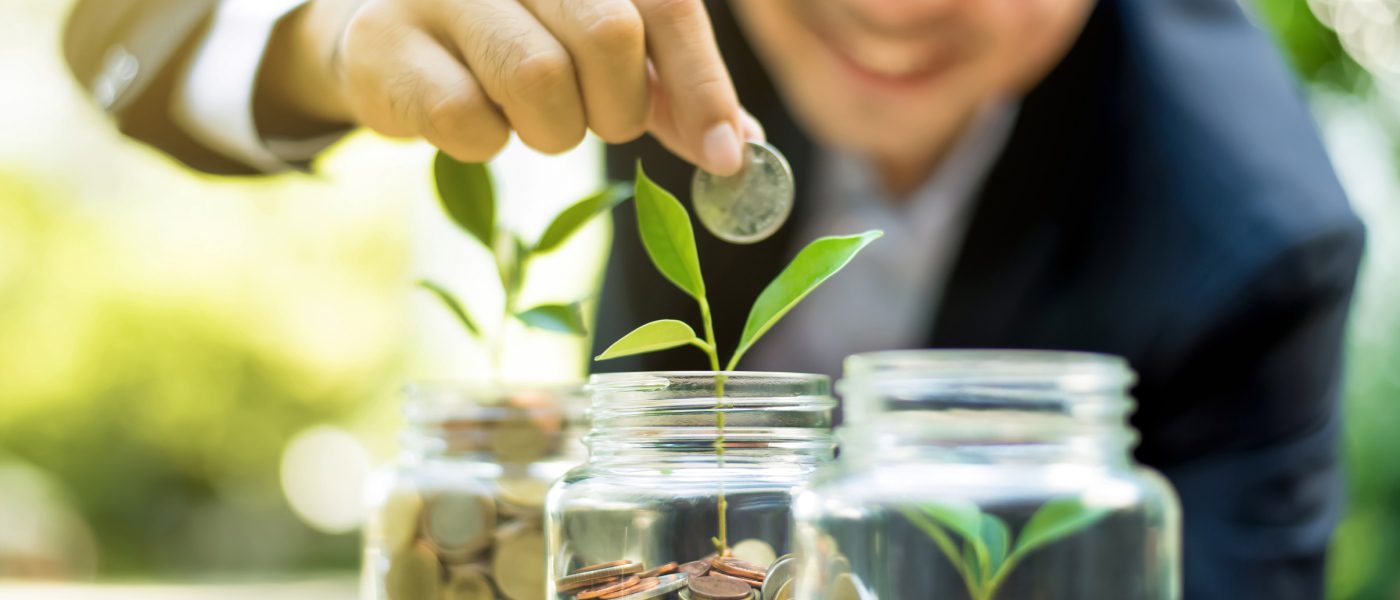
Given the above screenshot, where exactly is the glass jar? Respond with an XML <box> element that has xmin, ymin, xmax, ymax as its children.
<box><xmin>546</xmin><ymin>372</ymin><xmax>836</xmax><ymax>598</ymax></box>
<box><xmin>363</xmin><ymin>383</ymin><xmax>587</xmax><ymax>600</ymax></box>
<box><xmin>793</xmin><ymin>351</ymin><xmax>1180</xmax><ymax>600</ymax></box>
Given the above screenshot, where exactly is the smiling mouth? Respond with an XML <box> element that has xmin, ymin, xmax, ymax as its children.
<box><xmin>793</xmin><ymin>0</ymin><xmax>964</xmax><ymax>88</ymax></box>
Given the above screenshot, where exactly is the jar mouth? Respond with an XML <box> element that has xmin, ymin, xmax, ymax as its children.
<box><xmin>584</xmin><ymin>372</ymin><xmax>836</xmax><ymax>462</ymax></box>
<box><xmin>842</xmin><ymin>350</ymin><xmax>1132</xmax><ymax>389</ymax></box>
<box><xmin>587</xmin><ymin>371</ymin><xmax>833</xmax><ymax>414</ymax></box>
<box><xmin>588</xmin><ymin>371</ymin><xmax>829</xmax><ymax>391</ymax></box>
<box><xmin>838</xmin><ymin>350</ymin><xmax>1136</xmax><ymax>429</ymax></box>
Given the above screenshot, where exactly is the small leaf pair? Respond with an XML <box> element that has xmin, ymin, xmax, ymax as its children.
<box><xmin>422</xmin><ymin>153</ymin><xmax>630</xmax><ymax>373</ymax></box>
<box><xmin>900</xmin><ymin>496</ymin><xmax>1111</xmax><ymax>600</ymax></box>
<box><xmin>596</xmin><ymin>163</ymin><xmax>882</xmax><ymax>372</ymax></box>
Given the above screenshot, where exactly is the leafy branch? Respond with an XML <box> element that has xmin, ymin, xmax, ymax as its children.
<box><xmin>593</xmin><ymin>163</ymin><xmax>882</xmax><ymax>372</ymax></box>
<box><xmin>422</xmin><ymin>152</ymin><xmax>630</xmax><ymax>380</ymax></box>
<box><xmin>900</xmin><ymin>496</ymin><xmax>1110</xmax><ymax>600</ymax></box>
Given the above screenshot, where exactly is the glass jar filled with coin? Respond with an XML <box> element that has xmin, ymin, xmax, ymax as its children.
<box><xmin>363</xmin><ymin>383</ymin><xmax>588</xmax><ymax>600</ymax></box>
<box><xmin>793</xmin><ymin>351</ymin><xmax>1181</xmax><ymax>600</ymax></box>
<box><xmin>546</xmin><ymin>372</ymin><xmax>836</xmax><ymax>600</ymax></box>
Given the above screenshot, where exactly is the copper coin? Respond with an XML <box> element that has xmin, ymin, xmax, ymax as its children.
<box><xmin>602</xmin><ymin>577</ymin><xmax>658</xmax><ymax>599</ymax></box>
<box><xmin>558</xmin><ymin>576</ymin><xmax>620</xmax><ymax>593</ymax></box>
<box><xmin>556</xmin><ymin>562</ymin><xmax>644</xmax><ymax>589</ymax></box>
<box><xmin>611</xmin><ymin>574</ymin><xmax>689</xmax><ymax>600</ymax></box>
<box><xmin>575</xmin><ymin>560</ymin><xmax>632</xmax><ymax>573</ymax></box>
<box><xmin>578</xmin><ymin>575</ymin><xmax>641</xmax><ymax>599</ymax></box>
<box><xmin>710</xmin><ymin>557</ymin><xmax>766</xmax><ymax>582</ymax></box>
<box><xmin>733</xmin><ymin>576</ymin><xmax>763</xmax><ymax>589</ymax></box>
<box><xmin>688</xmin><ymin>575</ymin><xmax>751</xmax><ymax>600</ymax></box>
<box><xmin>712</xmin><ymin>572</ymin><xmax>761</xmax><ymax>589</ymax></box>
<box><xmin>637</xmin><ymin>562</ymin><xmax>677</xmax><ymax>579</ymax></box>
<box><xmin>679</xmin><ymin>560</ymin><xmax>711</xmax><ymax>579</ymax></box>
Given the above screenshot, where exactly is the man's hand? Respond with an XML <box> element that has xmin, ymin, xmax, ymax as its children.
<box><xmin>259</xmin><ymin>0</ymin><xmax>761</xmax><ymax>175</ymax></box>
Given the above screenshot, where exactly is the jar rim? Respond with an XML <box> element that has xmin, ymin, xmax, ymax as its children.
<box><xmin>587</xmin><ymin>371</ymin><xmax>833</xmax><ymax>413</ymax></box>
<box><xmin>842</xmin><ymin>350</ymin><xmax>1133</xmax><ymax>389</ymax></box>
<box><xmin>588</xmin><ymin>371</ymin><xmax>829</xmax><ymax>390</ymax></box>
<box><xmin>837</xmin><ymin>350</ymin><xmax>1138</xmax><ymax>449</ymax></box>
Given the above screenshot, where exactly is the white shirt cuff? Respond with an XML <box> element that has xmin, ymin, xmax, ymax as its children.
<box><xmin>172</xmin><ymin>0</ymin><xmax>339</xmax><ymax>173</ymax></box>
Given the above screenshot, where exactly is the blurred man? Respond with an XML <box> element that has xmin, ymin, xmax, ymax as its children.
<box><xmin>63</xmin><ymin>0</ymin><xmax>1364</xmax><ymax>597</ymax></box>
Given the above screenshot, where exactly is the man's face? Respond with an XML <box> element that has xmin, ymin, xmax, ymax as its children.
<box><xmin>730</xmin><ymin>0</ymin><xmax>1094</xmax><ymax>165</ymax></box>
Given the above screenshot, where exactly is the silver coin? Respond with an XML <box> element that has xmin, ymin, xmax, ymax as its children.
<box><xmin>614</xmin><ymin>573</ymin><xmax>691</xmax><ymax>599</ymax></box>
<box><xmin>760</xmin><ymin>555</ymin><xmax>795</xmax><ymax>600</ymax></box>
<box><xmin>692</xmin><ymin>140</ymin><xmax>795</xmax><ymax>244</ymax></box>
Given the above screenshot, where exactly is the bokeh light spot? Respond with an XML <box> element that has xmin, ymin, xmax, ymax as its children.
<box><xmin>279</xmin><ymin>426</ymin><xmax>371</xmax><ymax>534</ymax></box>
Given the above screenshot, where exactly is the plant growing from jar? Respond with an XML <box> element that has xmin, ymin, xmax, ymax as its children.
<box><xmin>901</xmin><ymin>497</ymin><xmax>1110</xmax><ymax>600</ymax></box>
<box><xmin>420</xmin><ymin>152</ymin><xmax>630</xmax><ymax>378</ymax></box>
<box><xmin>593</xmin><ymin>164</ymin><xmax>882</xmax><ymax>553</ymax></box>
<box><xmin>365</xmin><ymin>152</ymin><xmax>629</xmax><ymax>600</ymax></box>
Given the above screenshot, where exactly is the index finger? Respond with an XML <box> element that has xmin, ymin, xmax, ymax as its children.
<box><xmin>633</xmin><ymin>0</ymin><xmax>745</xmax><ymax>175</ymax></box>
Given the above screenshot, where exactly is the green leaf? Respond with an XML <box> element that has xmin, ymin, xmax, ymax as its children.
<box><xmin>595</xmin><ymin>319</ymin><xmax>701</xmax><ymax>361</ymax></box>
<box><xmin>1012</xmin><ymin>497</ymin><xmax>1111</xmax><ymax>558</ymax></box>
<box><xmin>919</xmin><ymin>500</ymin><xmax>992</xmax><ymax>590</ymax></box>
<box><xmin>962</xmin><ymin>540</ymin><xmax>983</xmax><ymax>585</ymax></box>
<box><xmin>918</xmin><ymin>501</ymin><xmax>984</xmax><ymax>548</ymax></box>
<box><xmin>494</xmin><ymin>232</ymin><xmax>528</xmax><ymax>295</ymax></box>
<box><xmin>416</xmin><ymin>279</ymin><xmax>480</xmax><ymax>337</ymax></box>
<box><xmin>515</xmin><ymin>303</ymin><xmax>587</xmax><ymax>335</ymax></box>
<box><xmin>433</xmin><ymin>152</ymin><xmax>495</xmax><ymax>248</ymax></box>
<box><xmin>980</xmin><ymin>514</ymin><xmax>1010</xmax><ymax>579</ymax></box>
<box><xmin>900</xmin><ymin>508</ymin><xmax>961</xmax><ymax>565</ymax></box>
<box><xmin>534</xmin><ymin>183</ymin><xmax>631</xmax><ymax>254</ymax></box>
<box><xmin>729</xmin><ymin>230</ymin><xmax>882</xmax><ymax>368</ymax></box>
<box><xmin>901</xmin><ymin>507</ymin><xmax>980</xmax><ymax>598</ymax></box>
<box><xmin>634</xmin><ymin>163</ymin><xmax>706</xmax><ymax>300</ymax></box>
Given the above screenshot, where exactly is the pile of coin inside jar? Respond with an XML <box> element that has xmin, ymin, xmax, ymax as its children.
<box><xmin>553</xmin><ymin>539</ymin><xmax>798</xmax><ymax>600</ymax></box>
<box><xmin>369</xmin><ymin>390</ymin><xmax>583</xmax><ymax>600</ymax></box>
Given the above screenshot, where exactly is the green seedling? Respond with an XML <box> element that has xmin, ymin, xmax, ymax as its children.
<box><xmin>900</xmin><ymin>496</ymin><xmax>1111</xmax><ymax>600</ymax></box>
<box><xmin>421</xmin><ymin>152</ymin><xmax>630</xmax><ymax>379</ymax></box>
<box><xmin>595</xmin><ymin>162</ymin><xmax>882</xmax><ymax>551</ymax></box>
<box><xmin>595</xmin><ymin>163</ymin><xmax>882</xmax><ymax>372</ymax></box>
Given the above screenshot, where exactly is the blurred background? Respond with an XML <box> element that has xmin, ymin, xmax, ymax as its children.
<box><xmin>0</xmin><ymin>0</ymin><xmax>1397</xmax><ymax>598</ymax></box>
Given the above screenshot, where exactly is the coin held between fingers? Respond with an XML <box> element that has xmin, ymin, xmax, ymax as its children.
<box><xmin>692</xmin><ymin>140</ymin><xmax>795</xmax><ymax>244</ymax></box>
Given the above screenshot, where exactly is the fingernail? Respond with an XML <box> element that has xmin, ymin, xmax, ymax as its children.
<box><xmin>702</xmin><ymin>122</ymin><xmax>742</xmax><ymax>176</ymax></box>
<box><xmin>740</xmin><ymin>110</ymin><xmax>765</xmax><ymax>142</ymax></box>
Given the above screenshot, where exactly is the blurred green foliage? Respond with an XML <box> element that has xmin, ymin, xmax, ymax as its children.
<box><xmin>1251</xmin><ymin>0</ymin><xmax>1366</xmax><ymax>92</ymax></box>
<box><xmin>0</xmin><ymin>168</ymin><xmax>402</xmax><ymax>574</ymax></box>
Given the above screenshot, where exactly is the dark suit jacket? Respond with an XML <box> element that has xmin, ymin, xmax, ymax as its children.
<box><xmin>66</xmin><ymin>0</ymin><xmax>1365</xmax><ymax>597</ymax></box>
